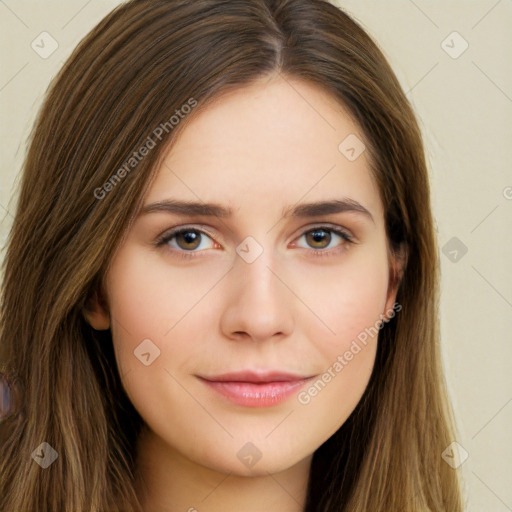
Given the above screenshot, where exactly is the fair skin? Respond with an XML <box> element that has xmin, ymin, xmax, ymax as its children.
<box><xmin>85</xmin><ymin>74</ymin><xmax>401</xmax><ymax>512</ymax></box>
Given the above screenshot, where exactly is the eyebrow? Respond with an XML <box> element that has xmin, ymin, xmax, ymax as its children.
<box><xmin>139</xmin><ymin>198</ymin><xmax>374</xmax><ymax>223</ymax></box>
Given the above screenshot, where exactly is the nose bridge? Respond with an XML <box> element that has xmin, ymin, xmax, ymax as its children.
<box><xmin>235</xmin><ymin>240</ymin><xmax>283</xmax><ymax>306</ymax></box>
<box><xmin>219</xmin><ymin>238</ymin><xmax>295</xmax><ymax>341</ymax></box>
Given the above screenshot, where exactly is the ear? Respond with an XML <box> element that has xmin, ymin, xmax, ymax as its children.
<box><xmin>383</xmin><ymin>242</ymin><xmax>407</xmax><ymax>318</ymax></box>
<box><xmin>83</xmin><ymin>286</ymin><xmax>111</xmax><ymax>331</ymax></box>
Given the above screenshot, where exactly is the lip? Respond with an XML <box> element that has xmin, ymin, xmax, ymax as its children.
<box><xmin>197</xmin><ymin>371</ymin><xmax>316</xmax><ymax>407</ymax></box>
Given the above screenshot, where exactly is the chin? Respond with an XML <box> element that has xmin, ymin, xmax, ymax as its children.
<box><xmin>197</xmin><ymin>445</ymin><xmax>310</xmax><ymax>478</ymax></box>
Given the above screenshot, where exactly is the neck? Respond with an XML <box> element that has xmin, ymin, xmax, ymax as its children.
<box><xmin>133</xmin><ymin>426</ymin><xmax>312</xmax><ymax>512</ymax></box>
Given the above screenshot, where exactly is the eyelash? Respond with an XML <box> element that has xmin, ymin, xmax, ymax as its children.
<box><xmin>155</xmin><ymin>224</ymin><xmax>355</xmax><ymax>260</ymax></box>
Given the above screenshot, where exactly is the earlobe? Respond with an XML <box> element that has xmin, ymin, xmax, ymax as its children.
<box><xmin>82</xmin><ymin>287</ymin><xmax>111</xmax><ymax>331</ymax></box>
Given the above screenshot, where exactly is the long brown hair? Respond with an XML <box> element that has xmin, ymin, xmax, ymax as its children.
<box><xmin>0</xmin><ymin>0</ymin><xmax>463</xmax><ymax>510</ymax></box>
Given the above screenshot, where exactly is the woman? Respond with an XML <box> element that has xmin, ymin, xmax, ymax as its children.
<box><xmin>0</xmin><ymin>0</ymin><xmax>464</xmax><ymax>510</ymax></box>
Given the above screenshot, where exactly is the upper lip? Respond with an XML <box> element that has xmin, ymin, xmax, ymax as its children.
<box><xmin>198</xmin><ymin>371</ymin><xmax>313</xmax><ymax>383</ymax></box>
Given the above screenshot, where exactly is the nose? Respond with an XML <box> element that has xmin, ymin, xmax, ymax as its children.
<box><xmin>219</xmin><ymin>248</ymin><xmax>295</xmax><ymax>343</ymax></box>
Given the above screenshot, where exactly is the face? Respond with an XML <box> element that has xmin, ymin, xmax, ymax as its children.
<box><xmin>90</xmin><ymin>74</ymin><xmax>400</xmax><ymax>477</ymax></box>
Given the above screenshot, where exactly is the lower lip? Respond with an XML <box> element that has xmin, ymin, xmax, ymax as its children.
<box><xmin>199</xmin><ymin>378</ymin><xmax>313</xmax><ymax>407</ymax></box>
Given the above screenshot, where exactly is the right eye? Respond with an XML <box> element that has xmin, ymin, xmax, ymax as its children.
<box><xmin>155</xmin><ymin>226</ymin><xmax>220</xmax><ymax>259</ymax></box>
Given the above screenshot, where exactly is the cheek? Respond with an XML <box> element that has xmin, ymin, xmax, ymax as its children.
<box><xmin>106</xmin><ymin>250</ymin><xmax>227</xmax><ymax>349</ymax></box>
<box><xmin>290</xmin><ymin>247</ymin><xmax>389</xmax><ymax>414</ymax></box>
<box><xmin>298</xmin><ymin>246</ymin><xmax>390</xmax><ymax>352</ymax></box>
<box><xmin>104</xmin><ymin>250</ymin><xmax>231</xmax><ymax>406</ymax></box>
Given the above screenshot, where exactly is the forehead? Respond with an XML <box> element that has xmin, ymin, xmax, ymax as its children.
<box><xmin>145</xmin><ymin>75</ymin><xmax>383</xmax><ymax>223</ymax></box>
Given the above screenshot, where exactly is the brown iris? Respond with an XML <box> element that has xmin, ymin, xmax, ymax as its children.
<box><xmin>305</xmin><ymin>229</ymin><xmax>331</xmax><ymax>249</ymax></box>
<box><xmin>175</xmin><ymin>230</ymin><xmax>202</xmax><ymax>250</ymax></box>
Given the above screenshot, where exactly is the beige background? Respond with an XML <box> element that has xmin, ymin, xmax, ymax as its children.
<box><xmin>1</xmin><ymin>1</ymin><xmax>511</xmax><ymax>510</ymax></box>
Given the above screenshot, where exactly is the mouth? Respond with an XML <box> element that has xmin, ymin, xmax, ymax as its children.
<box><xmin>197</xmin><ymin>370</ymin><xmax>316</xmax><ymax>408</ymax></box>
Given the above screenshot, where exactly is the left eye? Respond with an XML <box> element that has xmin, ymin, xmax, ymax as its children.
<box><xmin>295</xmin><ymin>227</ymin><xmax>352</xmax><ymax>250</ymax></box>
